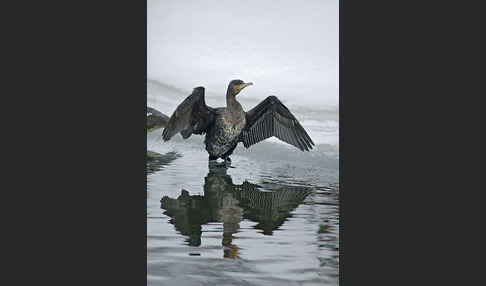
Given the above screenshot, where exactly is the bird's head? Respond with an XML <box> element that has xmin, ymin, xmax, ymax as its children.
<box><xmin>227</xmin><ymin>79</ymin><xmax>253</xmax><ymax>97</ymax></box>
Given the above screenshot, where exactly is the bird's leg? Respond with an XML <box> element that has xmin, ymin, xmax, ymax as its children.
<box><xmin>220</xmin><ymin>156</ymin><xmax>231</xmax><ymax>168</ymax></box>
<box><xmin>221</xmin><ymin>144</ymin><xmax>236</xmax><ymax>164</ymax></box>
<box><xmin>208</xmin><ymin>155</ymin><xmax>220</xmax><ymax>168</ymax></box>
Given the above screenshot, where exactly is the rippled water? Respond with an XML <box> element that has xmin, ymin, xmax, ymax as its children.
<box><xmin>147</xmin><ymin>130</ymin><xmax>339</xmax><ymax>286</ymax></box>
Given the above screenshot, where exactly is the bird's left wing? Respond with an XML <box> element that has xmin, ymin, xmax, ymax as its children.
<box><xmin>162</xmin><ymin>87</ymin><xmax>216</xmax><ymax>141</ymax></box>
<box><xmin>240</xmin><ymin>96</ymin><xmax>314</xmax><ymax>151</ymax></box>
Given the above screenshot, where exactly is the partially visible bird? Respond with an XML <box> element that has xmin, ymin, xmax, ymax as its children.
<box><xmin>162</xmin><ymin>80</ymin><xmax>314</xmax><ymax>163</ymax></box>
<box><xmin>147</xmin><ymin>106</ymin><xmax>169</xmax><ymax>132</ymax></box>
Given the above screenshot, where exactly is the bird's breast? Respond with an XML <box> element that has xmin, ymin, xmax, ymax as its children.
<box><xmin>205</xmin><ymin>113</ymin><xmax>246</xmax><ymax>156</ymax></box>
<box><xmin>219</xmin><ymin>116</ymin><xmax>244</xmax><ymax>139</ymax></box>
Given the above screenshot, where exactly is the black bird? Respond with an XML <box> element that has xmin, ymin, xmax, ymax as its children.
<box><xmin>147</xmin><ymin>106</ymin><xmax>169</xmax><ymax>132</ymax></box>
<box><xmin>162</xmin><ymin>79</ymin><xmax>314</xmax><ymax>163</ymax></box>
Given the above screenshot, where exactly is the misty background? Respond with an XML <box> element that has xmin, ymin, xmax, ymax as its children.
<box><xmin>148</xmin><ymin>0</ymin><xmax>338</xmax><ymax>107</ymax></box>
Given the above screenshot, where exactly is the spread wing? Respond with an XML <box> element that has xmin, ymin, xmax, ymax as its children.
<box><xmin>240</xmin><ymin>96</ymin><xmax>314</xmax><ymax>151</ymax></box>
<box><xmin>147</xmin><ymin>106</ymin><xmax>169</xmax><ymax>132</ymax></box>
<box><xmin>162</xmin><ymin>87</ymin><xmax>216</xmax><ymax>141</ymax></box>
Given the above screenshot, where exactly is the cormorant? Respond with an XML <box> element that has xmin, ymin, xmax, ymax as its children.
<box><xmin>161</xmin><ymin>79</ymin><xmax>314</xmax><ymax>163</ymax></box>
<box><xmin>147</xmin><ymin>106</ymin><xmax>169</xmax><ymax>132</ymax></box>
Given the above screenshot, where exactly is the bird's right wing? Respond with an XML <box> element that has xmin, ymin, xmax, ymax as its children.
<box><xmin>162</xmin><ymin>87</ymin><xmax>216</xmax><ymax>141</ymax></box>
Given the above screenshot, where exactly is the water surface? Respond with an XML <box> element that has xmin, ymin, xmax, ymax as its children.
<box><xmin>147</xmin><ymin>129</ymin><xmax>339</xmax><ymax>285</ymax></box>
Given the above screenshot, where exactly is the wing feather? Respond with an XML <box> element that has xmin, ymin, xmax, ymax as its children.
<box><xmin>241</xmin><ymin>96</ymin><xmax>314</xmax><ymax>151</ymax></box>
<box><xmin>162</xmin><ymin>87</ymin><xmax>215</xmax><ymax>141</ymax></box>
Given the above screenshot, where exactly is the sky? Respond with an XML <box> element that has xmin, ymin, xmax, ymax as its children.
<box><xmin>148</xmin><ymin>0</ymin><xmax>338</xmax><ymax>108</ymax></box>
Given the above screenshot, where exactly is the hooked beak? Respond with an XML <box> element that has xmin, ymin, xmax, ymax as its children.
<box><xmin>242</xmin><ymin>82</ymin><xmax>253</xmax><ymax>88</ymax></box>
<box><xmin>234</xmin><ymin>82</ymin><xmax>254</xmax><ymax>94</ymax></box>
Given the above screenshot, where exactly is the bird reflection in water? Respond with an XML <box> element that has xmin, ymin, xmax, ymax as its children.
<box><xmin>160</xmin><ymin>166</ymin><xmax>311</xmax><ymax>259</ymax></box>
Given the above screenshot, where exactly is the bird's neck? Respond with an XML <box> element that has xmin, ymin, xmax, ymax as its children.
<box><xmin>226</xmin><ymin>91</ymin><xmax>239</xmax><ymax>109</ymax></box>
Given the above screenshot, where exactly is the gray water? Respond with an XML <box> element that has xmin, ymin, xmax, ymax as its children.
<box><xmin>147</xmin><ymin>115</ymin><xmax>339</xmax><ymax>285</ymax></box>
